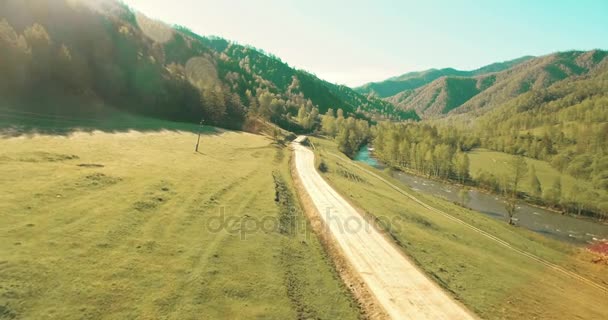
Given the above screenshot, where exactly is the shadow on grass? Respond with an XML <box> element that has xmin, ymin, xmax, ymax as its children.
<box><xmin>0</xmin><ymin>106</ymin><xmax>222</xmax><ymax>138</ymax></box>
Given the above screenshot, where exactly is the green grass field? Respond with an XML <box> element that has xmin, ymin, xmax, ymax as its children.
<box><xmin>311</xmin><ymin>137</ymin><xmax>608</xmax><ymax>320</ymax></box>
<box><xmin>0</xmin><ymin>128</ymin><xmax>360</xmax><ymax>319</ymax></box>
<box><xmin>468</xmin><ymin>148</ymin><xmax>607</xmax><ymax>202</ymax></box>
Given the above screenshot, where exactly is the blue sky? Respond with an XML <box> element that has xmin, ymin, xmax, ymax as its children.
<box><xmin>121</xmin><ymin>0</ymin><xmax>608</xmax><ymax>87</ymax></box>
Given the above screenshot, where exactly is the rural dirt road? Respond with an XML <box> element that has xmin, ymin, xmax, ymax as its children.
<box><xmin>292</xmin><ymin>138</ymin><xmax>475</xmax><ymax>320</ymax></box>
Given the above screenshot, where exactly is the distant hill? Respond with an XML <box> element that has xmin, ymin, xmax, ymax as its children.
<box><xmin>385</xmin><ymin>76</ymin><xmax>495</xmax><ymax>116</ymax></box>
<box><xmin>451</xmin><ymin>50</ymin><xmax>608</xmax><ymax>116</ymax></box>
<box><xmin>0</xmin><ymin>0</ymin><xmax>418</xmax><ymax>134</ymax></box>
<box><xmin>385</xmin><ymin>51</ymin><xmax>607</xmax><ymax>118</ymax></box>
<box><xmin>372</xmin><ymin>52</ymin><xmax>608</xmax><ymax>217</ymax></box>
<box><xmin>354</xmin><ymin>56</ymin><xmax>533</xmax><ymax>98</ymax></box>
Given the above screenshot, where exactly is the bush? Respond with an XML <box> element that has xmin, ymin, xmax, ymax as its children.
<box><xmin>318</xmin><ymin>160</ymin><xmax>328</xmax><ymax>173</ymax></box>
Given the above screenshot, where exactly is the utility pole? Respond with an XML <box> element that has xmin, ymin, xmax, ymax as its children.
<box><xmin>195</xmin><ymin>119</ymin><xmax>204</xmax><ymax>152</ymax></box>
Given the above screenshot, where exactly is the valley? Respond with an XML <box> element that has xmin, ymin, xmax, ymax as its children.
<box><xmin>353</xmin><ymin>145</ymin><xmax>608</xmax><ymax>245</ymax></box>
<box><xmin>1</xmin><ymin>1</ymin><xmax>607</xmax><ymax>319</ymax></box>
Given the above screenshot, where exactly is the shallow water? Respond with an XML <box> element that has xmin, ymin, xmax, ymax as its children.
<box><xmin>354</xmin><ymin>145</ymin><xmax>608</xmax><ymax>245</ymax></box>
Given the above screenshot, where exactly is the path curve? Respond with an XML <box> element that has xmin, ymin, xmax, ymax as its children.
<box><xmin>292</xmin><ymin>138</ymin><xmax>475</xmax><ymax>320</ymax></box>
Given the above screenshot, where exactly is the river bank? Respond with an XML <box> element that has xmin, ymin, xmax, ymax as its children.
<box><xmin>354</xmin><ymin>145</ymin><xmax>608</xmax><ymax>245</ymax></box>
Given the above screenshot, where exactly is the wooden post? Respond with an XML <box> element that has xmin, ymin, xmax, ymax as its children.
<box><xmin>195</xmin><ymin>119</ymin><xmax>204</xmax><ymax>152</ymax></box>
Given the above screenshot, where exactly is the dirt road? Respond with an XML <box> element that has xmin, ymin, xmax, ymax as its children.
<box><xmin>292</xmin><ymin>139</ymin><xmax>475</xmax><ymax>320</ymax></box>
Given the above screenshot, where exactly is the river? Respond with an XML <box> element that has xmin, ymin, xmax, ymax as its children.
<box><xmin>354</xmin><ymin>145</ymin><xmax>608</xmax><ymax>245</ymax></box>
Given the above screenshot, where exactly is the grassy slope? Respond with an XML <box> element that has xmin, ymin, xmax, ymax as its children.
<box><xmin>310</xmin><ymin>137</ymin><xmax>608</xmax><ymax>320</ymax></box>
<box><xmin>468</xmin><ymin>148</ymin><xmax>608</xmax><ymax>201</ymax></box>
<box><xmin>0</xmin><ymin>127</ymin><xmax>360</xmax><ymax>319</ymax></box>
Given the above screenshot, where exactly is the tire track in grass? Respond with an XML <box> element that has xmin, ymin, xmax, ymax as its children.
<box><xmin>141</xmin><ymin>166</ymin><xmax>266</xmax><ymax>316</ymax></box>
<box><xmin>164</xmin><ymin>176</ymin><xmax>265</xmax><ymax>316</ymax></box>
<box><xmin>4</xmin><ymin>168</ymin><xmax>122</xmax><ymax>234</ymax></box>
<box><xmin>92</xmin><ymin>169</ymin><xmax>264</xmax><ymax>317</ymax></box>
<box><xmin>326</xmin><ymin>151</ymin><xmax>608</xmax><ymax>294</ymax></box>
<box><xmin>142</xmin><ymin>165</ymin><xmax>260</xmax><ymax>241</ymax></box>
<box><xmin>35</xmin><ymin>175</ymin><xmax>130</xmax><ymax>235</ymax></box>
<box><xmin>170</xmin><ymin>166</ymin><xmax>261</xmax><ymax>236</ymax></box>
<box><xmin>100</xmin><ymin>179</ymin><xmax>177</xmax><ymax>248</ymax></box>
<box><xmin>5</xmin><ymin>172</ymin><xmax>136</xmax><ymax>260</ymax></box>
<box><xmin>90</xmin><ymin>151</ymin><xmax>269</xmax><ymax>316</ymax></box>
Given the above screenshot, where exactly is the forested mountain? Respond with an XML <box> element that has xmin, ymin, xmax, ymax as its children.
<box><xmin>385</xmin><ymin>75</ymin><xmax>497</xmax><ymax>117</ymax></box>
<box><xmin>354</xmin><ymin>56</ymin><xmax>533</xmax><ymax>98</ymax></box>
<box><xmin>371</xmin><ymin>56</ymin><xmax>608</xmax><ymax>219</ymax></box>
<box><xmin>0</xmin><ymin>0</ymin><xmax>417</xmax><ymax>134</ymax></box>
<box><xmin>385</xmin><ymin>51</ymin><xmax>608</xmax><ymax>119</ymax></box>
<box><xmin>474</xmin><ymin>58</ymin><xmax>608</xmax><ymax>185</ymax></box>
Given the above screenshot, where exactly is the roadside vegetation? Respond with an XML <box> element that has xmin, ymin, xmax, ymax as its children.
<box><xmin>310</xmin><ymin>136</ymin><xmax>608</xmax><ymax>320</ymax></box>
<box><xmin>0</xmin><ymin>124</ymin><xmax>360</xmax><ymax>319</ymax></box>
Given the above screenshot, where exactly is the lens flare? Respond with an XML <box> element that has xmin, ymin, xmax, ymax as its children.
<box><xmin>135</xmin><ymin>11</ymin><xmax>173</xmax><ymax>44</ymax></box>
<box><xmin>185</xmin><ymin>56</ymin><xmax>219</xmax><ymax>90</ymax></box>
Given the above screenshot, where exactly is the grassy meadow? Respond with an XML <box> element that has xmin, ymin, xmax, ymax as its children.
<box><xmin>0</xmin><ymin>127</ymin><xmax>360</xmax><ymax>319</ymax></box>
<box><xmin>468</xmin><ymin>148</ymin><xmax>608</xmax><ymax>201</ymax></box>
<box><xmin>310</xmin><ymin>137</ymin><xmax>608</xmax><ymax>320</ymax></box>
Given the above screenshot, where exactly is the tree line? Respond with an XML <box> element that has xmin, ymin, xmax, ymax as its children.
<box><xmin>320</xmin><ymin>109</ymin><xmax>370</xmax><ymax>157</ymax></box>
<box><xmin>371</xmin><ymin>120</ymin><xmax>608</xmax><ymax>221</ymax></box>
<box><xmin>472</xmin><ymin>67</ymin><xmax>608</xmax><ymax>220</ymax></box>
<box><xmin>372</xmin><ymin>123</ymin><xmax>473</xmax><ymax>183</ymax></box>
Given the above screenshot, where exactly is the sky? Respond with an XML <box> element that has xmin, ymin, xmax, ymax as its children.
<box><xmin>121</xmin><ymin>0</ymin><xmax>608</xmax><ymax>87</ymax></box>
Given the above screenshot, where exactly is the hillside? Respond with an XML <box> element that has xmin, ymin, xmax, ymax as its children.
<box><xmin>473</xmin><ymin>58</ymin><xmax>608</xmax><ymax>190</ymax></box>
<box><xmin>371</xmin><ymin>55</ymin><xmax>608</xmax><ymax>217</ymax></box>
<box><xmin>0</xmin><ymin>0</ymin><xmax>417</xmax><ymax>135</ymax></box>
<box><xmin>354</xmin><ymin>56</ymin><xmax>533</xmax><ymax>98</ymax></box>
<box><xmin>385</xmin><ymin>75</ymin><xmax>496</xmax><ymax>116</ymax></box>
<box><xmin>387</xmin><ymin>51</ymin><xmax>608</xmax><ymax>118</ymax></box>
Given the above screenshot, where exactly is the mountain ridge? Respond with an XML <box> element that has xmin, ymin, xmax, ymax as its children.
<box><xmin>382</xmin><ymin>50</ymin><xmax>607</xmax><ymax>119</ymax></box>
<box><xmin>354</xmin><ymin>56</ymin><xmax>534</xmax><ymax>98</ymax></box>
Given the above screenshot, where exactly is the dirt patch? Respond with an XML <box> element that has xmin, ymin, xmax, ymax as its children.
<box><xmin>289</xmin><ymin>148</ymin><xmax>387</xmax><ymax>320</ymax></box>
<box><xmin>77</xmin><ymin>163</ymin><xmax>104</xmax><ymax>168</ymax></box>
<box><xmin>403</xmin><ymin>212</ymin><xmax>439</xmax><ymax>230</ymax></box>
<box><xmin>77</xmin><ymin>173</ymin><xmax>122</xmax><ymax>188</ymax></box>
<box><xmin>133</xmin><ymin>181</ymin><xmax>174</xmax><ymax>212</ymax></box>
<box><xmin>133</xmin><ymin>200</ymin><xmax>163</xmax><ymax>211</ymax></box>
